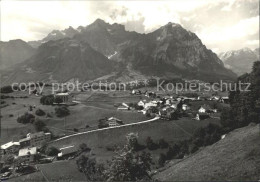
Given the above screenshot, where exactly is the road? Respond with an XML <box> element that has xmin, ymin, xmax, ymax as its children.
<box><xmin>52</xmin><ymin>116</ymin><xmax>160</xmax><ymax>142</ymax></box>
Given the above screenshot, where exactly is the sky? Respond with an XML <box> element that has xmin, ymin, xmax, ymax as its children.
<box><xmin>1</xmin><ymin>0</ymin><xmax>259</xmax><ymax>53</ymax></box>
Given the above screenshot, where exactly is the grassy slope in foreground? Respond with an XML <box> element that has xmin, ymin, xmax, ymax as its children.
<box><xmin>155</xmin><ymin>123</ymin><xmax>260</xmax><ymax>181</ymax></box>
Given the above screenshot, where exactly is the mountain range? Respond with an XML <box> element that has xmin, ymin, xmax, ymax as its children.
<box><xmin>219</xmin><ymin>48</ymin><xmax>259</xmax><ymax>76</ymax></box>
<box><xmin>1</xmin><ymin>19</ymin><xmax>237</xmax><ymax>84</ymax></box>
<box><xmin>0</xmin><ymin>39</ymin><xmax>35</xmax><ymax>70</ymax></box>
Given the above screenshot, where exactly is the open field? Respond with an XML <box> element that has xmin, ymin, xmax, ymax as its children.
<box><xmin>9</xmin><ymin>160</ymin><xmax>86</xmax><ymax>182</ymax></box>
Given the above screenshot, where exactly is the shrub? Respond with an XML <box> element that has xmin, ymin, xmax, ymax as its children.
<box><xmin>35</xmin><ymin>109</ymin><xmax>46</xmax><ymax>116</ymax></box>
<box><xmin>0</xmin><ymin>85</ymin><xmax>13</xmax><ymax>93</ymax></box>
<box><xmin>46</xmin><ymin>113</ymin><xmax>52</xmax><ymax>118</ymax></box>
<box><xmin>34</xmin><ymin>119</ymin><xmax>47</xmax><ymax>132</ymax></box>
<box><xmin>54</xmin><ymin>97</ymin><xmax>63</xmax><ymax>104</ymax></box>
<box><xmin>146</xmin><ymin>137</ymin><xmax>158</xmax><ymax>150</ymax></box>
<box><xmin>40</xmin><ymin>95</ymin><xmax>54</xmax><ymax>105</ymax></box>
<box><xmin>17</xmin><ymin>113</ymin><xmax>35</xmax><ymax>124</ymax></box>
<box><xmin>45</xmin><ymin>146</ymin><xmax>60</xmax><ymax>156</ymax></box>
<box><xmin>158</xmin><ymin>138</ymin><xmax>168</xmax><ymax>149</ymax></box>
<box><xmin>158</xmin><ymin>153</ymin><xmax>167</xmax><ymax>167</ymax></box>
<box><xmin>79</xmin><ymin>143</ymin><xmax>90</xmax><ymax>153</ymax></box>
<box><xmin>55</xmin><ymin>106</ymin><xmax>70</xmax><ymax>117</ymax></box>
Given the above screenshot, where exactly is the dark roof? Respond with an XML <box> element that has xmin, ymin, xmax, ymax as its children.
<box><xmin>59</xmin><ymin>146</ymin><xmax>78</xmax><ymax>156</ymax></box>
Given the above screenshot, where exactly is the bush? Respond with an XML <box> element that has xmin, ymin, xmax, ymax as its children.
<box><xmin>146</xmin><ymin>137</ymin><xmax>158</xmax><ymax>150</ymax></box>
<box><xmin>34</xmin><ymin>119</ymin><xmax>47</xmax><ymax>132</ymax></box>
<box><xmin>54</xmin><ymin>97</ymin><xmax>63</xmax><ymax>104</ymax></box>
<box><xmin>17</xmin><ymin>113</ymin><xmax>35</xmax><ymax>124</ymax></box>
<box><xmin>166</xmin><ymin>144</ymin><xmax>180</xmax><ymax>160</ymax></box>
<box><xmin>46</xmin><ymin>113</ymin><xmax>52</xmax><ymax>118</ymax></box>
<box><xmin>40</xmin><ymin>95</ymin><xmax>54</xmax><ymax>105</ymax></box>
<box><xmin>35</xmin><ymin>109</ymin><xmax>46</xmax><ymax>116</ymax></box>
<box><xmin>9</xmin><ymin>114</ymin><xmax>14</xmax><ymax>117</ymax></box>
<box><xmin>79</xmin><ymin>143</ymin><xmax>90</xmax><ymax>153</ymax></box>
<box><xmin>0</xmin><ymin>85</ymin><xmax>13</xmax><ymax>93</ymax></box>
<box><xmin>158</xmin><ymin>153</ymin><xmax>167</xmax><ymax>167</ymax></box>
<box><xmin>55</xmin><ymin>106</ymin><xmax>70</xmax><ymax>117</ymax></box>
<box><xmin>45</xmin><ymin>146</ymin><xmax>60</xmax><ymax>156</ymax></box>
<box><xmin>158</xmin><ymin>138</ymin><xmax>168</xmax><ymax>149</ymax></box>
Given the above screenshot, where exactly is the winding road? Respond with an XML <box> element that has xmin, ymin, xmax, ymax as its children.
<box><xmin>52</xmin><ymin>116</ymin><xmax>160</xmax><ymax>142</ymax></box>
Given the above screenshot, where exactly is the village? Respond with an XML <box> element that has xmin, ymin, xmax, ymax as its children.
<box><xmin>0</xmin><ymin>83</ymin><xmax>230</xmax><ymax>180</ymax></box>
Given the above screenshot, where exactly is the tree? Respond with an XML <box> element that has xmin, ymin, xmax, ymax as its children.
<box><xmin>35</xmin><ymin>109</ymin><xmax>46</xmax><ymax>116</ymax></box>
<box><xmin>79</xmin><ymin>143</ymin><xmax>90</xmax><ymax>153</ymax></box>
<box><xmin>55</xmin><ymin>106</ymin><xmax>70</xmax><ymax>117</ymax></box>
<box><xmin>17</xmin><ymin>112</ymin><xmax>35</xmax><ymax>124</ymax></box>
<box><xmin>158</xmin><ymin>153</ymin><xmax>167</xmax><ymax>167</ymax></box>
<box><xmin>104</xmin><ymin>148</ymin><xmax>152</xmax><ymax>181</ymax></box>
<box><xmin>0</xmin><ymin>85</ymin><xmax>13</xmax><ymax>93</ymax></box>
<box><xmin>54</xmin><ymin>97</ymin><xmax>63</xmax><ymax>104</ymax></box>
<box><xmin>146</xmin><ymin>137</ymin><xmax>158</xmax><ymax>150</ymax></box>
<box><xmin>45</xmin><ymin>146</ymin><xmax>60</xmax><ymax>156</ymax></box>
<box><xmin>40</xmin><ymin>95</ymin><xmax>54</xmax><ymax>105</ymax></box>
<box><xmin>102</xmin><ymin>133</ymin><xmax>152</xmax><ymax>181</ymax></box>
<box><xmin>34</xmin><ymin>119</ymin><xmax>47</xmax><ymax>132</ymax></box>
<box><xmin>76</xmin><ymin>155</ymin><xmax>104</xmax><ymax>181</ymax></box>
<box><xmin>158</xmin><ymin>138</ymin><xmax>168</xmax><ymax>149</ymax></box>
<box><xmin>126</xmin><ymin>133</ymin><xmax>139</xmax><ymax>151</ymax></box>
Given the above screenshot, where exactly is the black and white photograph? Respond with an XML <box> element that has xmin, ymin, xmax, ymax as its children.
<box><xmin>0</xmin><ymin>0</ymin><xmax>259</xmax><ymax>181</ymax></box>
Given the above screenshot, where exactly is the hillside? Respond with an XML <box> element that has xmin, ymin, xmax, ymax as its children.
<box><xmin>219</xmin><ymin>47</ymin><xmax>259</xmax><ymax>76</ymax></box>
<box><xmin>0</xmin><ymin>39</ymin><xmax>35</xmax><ymax>70</ymax></box>
<box><xmin>114</xmin><ymin>22</ymin><xmax>236</xmax><ymax>81</ymax></box>
<box><xmin>1</xmin><ymin>38</ymin><xmax>114</xmax><ymax>84</ymax></box>
<box><xmin>155</xmin><ymin>123</ymin><xmax>260</xmax><ymax>181</ymax></box>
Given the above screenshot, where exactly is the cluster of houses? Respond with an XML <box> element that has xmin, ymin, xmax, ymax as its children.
<box><xmin>122</xmin><ymin>91</ymin><xmax>229</xmax><ymax>121</ymax></box>
<box><xmin>0</xmin><ymin>132</ymin><xmax>51</xmax><ymax>163</ymax></box>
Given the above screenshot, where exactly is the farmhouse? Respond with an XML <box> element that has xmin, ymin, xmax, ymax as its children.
<box><xmin>198</xmin><ymin>105</ymin><xmax>212</xmax><ymax>113</ymax></box>
<box><xmin>19</xmin><ymin>132</ymin><xmax>51</xmax><ymax>148</ymax></box>
<box><xmin>28</xmin><ymin>132</ymin><xmax>51</xmax><ymax>147</ymax></box>
<box><xmin>117</xmin><ymin>105</ymin><xmax>129</xmax><ymax>110</ymax></box>
<box><xmin>219</xmin><ymin>96</ymin><xmax>229</xmax><ymax>104</ymax></box>
<box><xmin>131</xmin><ymin>90</ymin><xmax>141</xmax><ymax>95</ymax></box>
<box><xmin>0</xmin><ymin>141</ymin><xmax>20</xmax><ymax>156</ymax></box>
<box><xmin>54</xmin><ymin>92</ymin><xmax>73</xmax><ymax>104</ymax></box>
<box><xmin>144</xmin><ymin>102</ymin><xmax>157</xmax><ymax>109</ymax></box>
<box><xmin>137</xmin><ymin>100</ymin><xmax>146</xmax><ymax>107</ymax></box>
<box><xmin>58</xmin><ymin>145</ymin><xmax>77</xmax><ymax>160</ymax></box>
<box><xmin>182</xmin><ymin>104</ymin><xmax>190</xmax><ymax>111</ymax></box>
<box><xmin>159</xmin><ymin>108</ymin><xmax>177</xmax><ymax>120</ymax></box>
<box><xmin>18</xmin><ymin>147</ymin><xmax>37</xmax><ymax>163</ymax></box>
<box><xmin>107</xmin><ymin>117</ymin><xmax>124</xmax><ymax>127</ymax></box>
<box><xmin>196</xmin><ymin>113</ymin><xmax>210</xmax><ymax>120</ymax></box>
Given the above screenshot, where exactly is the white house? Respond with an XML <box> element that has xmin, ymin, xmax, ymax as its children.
<box><xmin>137</xmin><ymin>100</ymin><xmax>146</xmax><ymax>107</ymax></box>
<box><xmin>107</xmin><ymin>117</ymin><xmax>123</xmax><ymax>127</ymax></box>
<box><xmin>182</xmin><ymin>104</ymin><xmax>190</xmax><ymax>111</ymax></box>
<box><xmin>18</xmin><ymin>147</ymin><xmax>37</xmax><ymax>163</ymax></box>
<box><xmin>198</xmin><ymin>105</ymin><xmax>212</xmax><ymax>113</ymax></box>
<box><xmin>19</xmin><ymin>132</ymin><xmax>51</xmax><ymax>148</ymax></box>
<box><xmin>144</xmin><ymin>102</ymin><xmax>157</xmax><ymax>109</ymax></box>
<box><xmin>1</xmin><ymin>141</ymin><xmax>20</xmax><ymax>156</ymax></box>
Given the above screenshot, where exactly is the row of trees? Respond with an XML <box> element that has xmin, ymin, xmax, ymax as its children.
<box><xmin>220</xmin><ymin>61</ymin><xmax>260</xmax><ymax>131</ymax></box>
<box><xmin>40</xmin><ymin>95</ymin><xmax>64</xmax><ymax>105</ymax></box>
